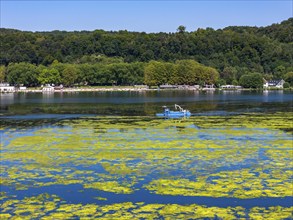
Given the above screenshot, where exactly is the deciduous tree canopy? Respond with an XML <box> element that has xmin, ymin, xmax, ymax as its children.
<box><xmin>0</xmin><ymin>18</ymin><xmax>292</xmax><ymax>86</ymax></box>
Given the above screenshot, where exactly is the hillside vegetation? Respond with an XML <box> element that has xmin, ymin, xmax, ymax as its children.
<box><xmin>0</xmin><ymin>18</ymin><xmax>292</xmax><ymax>87</ymax></box>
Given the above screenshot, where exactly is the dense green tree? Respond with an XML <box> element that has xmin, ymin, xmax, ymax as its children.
<box><xmin>76</xmin><ymin>64</ymin><xmax>97</xmax><ymax>85</ymax></box>
<box><xmin>177</xmin><ymin>25</ymin><xmax>186</xmax><ymax>33</ymax></box>
<box><xmin>95</xmin><ymin>65</ymin><xmax>111</xmax><ymax>85</ymax></box>
<box><xmin>216</xmin><ymin>79</ymin><xmax>226</xmax><ymax>87</ymax></box>
<box><xmin>144</xmin><ymin>61</ymin><xmax>168</xmax><ymax>86</ymax></box>
<box><xmin>263</xmin><ymin>73</ymin><xmax>273</xmax><ymax>81</ymax></box>
<box><xmin>239</xmin><ymin>72</ymin><xmax>263</xmax><ymax>88</ymax></box>
<box><xmin>62</xmin><ymin>65</ymin><xmax>78</xmax><ymax>86</ymax></box>
<box><xmin>273</xmin><ymin>65</ymin><xmax>286</xmax><ymax>79</ymax></box>
<box><xmin>0</xmin><ymin>65</ymin><xmax>5</xmax><ymax>82</ymax></box>
<box><xmin>221</xmin><ymin>66</ymin><xmax>237</xmax><ymax>84</ymax></box>
<box><xmin>108</xmin><ymin>63</ymin><xmax>128</xmax><ymax>85</ymax></box>
<box><xmin>126</xmin><ymin>62</ymin><xmax>144</xmax><ymax>85</ymax></box>
<box><xmin>141</xmin><ymin>50</ymin><xmax>155</xmax><ymax>62</ymax></box>
<box><xmin>257</xmin><ymin>18</ymin><xmax>293</xmax><ymax>43</ymax></box>
<box><xmin>174</xmin><ymin>60</ymin><xmax>197</xmax><ymax>85</ymax></box>
<box><xmin>173</xmin><ymin>60</ymin><xmax>219</xmax><ymax>85</ymax></box>
<box><xmin>231</xmin><ymin>79</ymin><xmax>238</xmax><ymax>85</ymax></box>
<box><xmin>283</xmin><ymin>82</ymin><xmax>290</xmax><ymax>88</ymax></box>
<box><xmin>284</xmin><ymin>71</ymin><xmax>293</xmax><ymax>86</ymax></box>
<box><xmin>108</xmin><ymin>62</ymin><xmax>144</xmax><ymax>85</ymax></box>
<box><xmin>202</xmin><ymin>66</ymin><xmax>219</xmax><ymax>85</ymax></box>
<box><xmin>144</xmin><ymin>59</ymin><xmax>219</xmax><ymax>86</ymax></box>
<box><xmin>42</xmin><ymin>55</ymin><xmax>55</xmax><ymax>66</ymax></box>
<box><xmin>6</xmin><ymin>62</ymin><xmax>39</xmax><ymax>86</ymax></box>
<box><xmin>38</xmin><ymin>68</ymin><xmax>61</xmax><ymax>85</ymax></box>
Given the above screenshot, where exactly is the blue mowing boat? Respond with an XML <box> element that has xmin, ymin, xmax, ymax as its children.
<box><xmin>156</xmin><ymin>104</ymin><xmax>191</xmax><ymax>118</ymax></box>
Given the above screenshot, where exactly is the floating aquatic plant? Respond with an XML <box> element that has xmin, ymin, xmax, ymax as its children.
<box><xmin>0</xmin><ymin>194</ymin><xmax>292</xmax><ymax>219</ymax></box>
<box><xmin>1</xmin><ymin>113</ymin><xmax>292</xmax><ymax>218</ymax></box>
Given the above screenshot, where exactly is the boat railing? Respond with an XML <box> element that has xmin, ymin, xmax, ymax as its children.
<box><xmin>174</xmin><ymin>104</ymin><xmax>184</xmax><ymax>112</ymax></box>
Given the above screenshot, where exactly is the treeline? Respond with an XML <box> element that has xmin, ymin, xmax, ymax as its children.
<box><xmin>0</xmin><ymin>59</ymin><xmax>221</xmax><ymax>87</ymax></box>
<box><xmin>0</xmin><ymin>18</ymin><xmax>292</xmax><ymax>87</ymax></box>
<box><xmin>1</xmin><ymin>60</ymin><xmax>292</xmax><ymax>88</ymax></box>
<box><xmin>0</xmin><ymin>60</ymin><xmax>144</xmax><ymax>87</ymax></box>
<box><xmin>144</xmin><ymin>60</ymin><xmax>219</xmax><ymax>86</ymax></box>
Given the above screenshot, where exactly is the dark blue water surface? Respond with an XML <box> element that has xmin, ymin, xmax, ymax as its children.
<box><xmin>0</xmin><ymin>90</ymin><xmax>292</xmax><ymax>116</ymax></box>
<box><xmin>1</xmin><ymin>90</ymin><xmax>292</xmax><ymax>214</ymax></box>
<box><xmin>2</xmin><ymin>185</ymin><xmax>292</xmax><ymax>209</ymax></box>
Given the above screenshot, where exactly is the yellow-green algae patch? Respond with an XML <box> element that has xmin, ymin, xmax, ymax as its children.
<box><xmin>94</xmin><ymin>196</ymin><xmax>107</xmax><ymax>201</ymax></box>
<box><xmin>249</xmin><ymin>206</ymin><xmax>293</xmax><ymax>220</ymax></box>
<box><xmin>0</xmin><ymin>194</ymin><xmax>292</xmax><ymax>220</ymax></box>
<box><xmin>0</xmin><ymin>113</ymin><xmax>292</xmax><ymax>218</ymax></box>
<box><xmin>145</xmin><ymin>167</ymin><xmax>293</xmax><ymax>198</ymax></box>
<box><xmin>0</xmin><ymin>192</ymin><xmax>8</xmax><ymax>201</ymax></box>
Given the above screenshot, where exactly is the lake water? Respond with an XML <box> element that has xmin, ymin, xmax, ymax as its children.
<box><xmin>0</xmin><ymin>90</ymin><xmax>292</xmax><ymax>219</ymax></box>
<box><xmin>1</xmin><ymin>90</ymin><xmax>292</xmax><ymax>116</ymax></box>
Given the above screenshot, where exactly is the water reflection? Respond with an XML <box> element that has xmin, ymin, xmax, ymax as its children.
<box><xmin>263</xmin><ymin>90</ymin><xmax>269</xmax><ymax>102</ymax></box>
<box><xmin>0</xmin><ymin>90</ymin><xmax>291</xmax><ymax>116</ymax></box>
<box><xmin>0</xmin><ymin>93</ymin><xmax>15</xmax><ymax>105</ymax></box>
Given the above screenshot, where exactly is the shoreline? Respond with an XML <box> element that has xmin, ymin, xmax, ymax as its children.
<box><xmin>0</xmin><ymin>87</ymin><xmax>290</xmax><ymax>94</ymax></box>
<box><xmin>16</xmin><ymin>87</ymin><xmax>151</xmax><ymax>93</ymax></box>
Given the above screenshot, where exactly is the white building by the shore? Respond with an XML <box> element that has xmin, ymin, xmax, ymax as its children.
<box><xmin>0</xmin><ymin>83</ymin><xmax>15</xmax><ymax>93</ymax></box>
<box><xmin>263</xmin><ymin>80</ymin><xmax>285</xmax><ymax>88</ymax></box>
<box><xmin>42</xmin><ymin>85</ymin><xmax>54</xmax><ymax>92</ymax></box>
<box><xmin>220</xmin><ymin>85</ymin><xmax>242</xmax><ymax>89</ymax></box>
<box><xmin>19</xmin><ymin>86</ymin><xmax>27</xmax><ymax>91</ymax></box>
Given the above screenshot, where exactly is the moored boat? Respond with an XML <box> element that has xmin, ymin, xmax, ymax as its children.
<box><xmin>156</xmin><ymin>104</ymin><xmax>191</xmax><ymax>118</ymax></box>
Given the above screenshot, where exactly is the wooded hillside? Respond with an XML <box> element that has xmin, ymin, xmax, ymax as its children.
<box><xmin>0</xmin><ymin>18</ymin><xmax>292</xmax><ymax>87</ymax></box>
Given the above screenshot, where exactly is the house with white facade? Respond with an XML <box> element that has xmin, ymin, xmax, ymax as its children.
<box><xmin>0</xmin><ymin>83</ymin><xmax>15</xmax><ymax>93</ymax></box>
<box><xmin>42</xmin><ymin>85</ymin><xmax>54</xmax><ymax>92</ymax></box>
<box><xmin>263</xmin><ymin>79</ymin><xmax>285</xmax><ymax>88</ymax></box>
